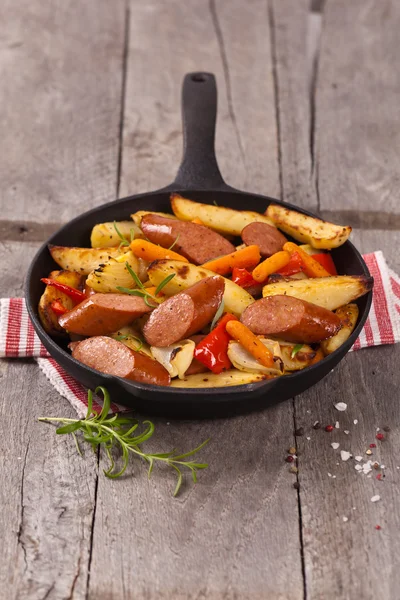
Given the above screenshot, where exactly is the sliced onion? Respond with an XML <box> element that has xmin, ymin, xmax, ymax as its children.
<box><xmin>150</xmin><ymin>340</ymin><xmax>195</xmax><ymax>379</ymax></box>
<box><xmin>227</xmin><ymin>340</ymin><xmax>284</xmax><ymax>375</ymax></box>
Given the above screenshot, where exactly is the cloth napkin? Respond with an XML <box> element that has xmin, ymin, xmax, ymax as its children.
<box><xmin>1</xmin><ymin>251</ymin><xmax>399</xmax><ymax>417</ymax></box>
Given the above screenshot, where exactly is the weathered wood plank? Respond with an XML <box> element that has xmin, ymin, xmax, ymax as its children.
<box><xmin>270</xmin><ymin>0</ymin><xmax>318</xmax><ymax>211</ymax></box>
<box><xmin>89</xmin><ymin>1</ymin><xmax>303</xmax><ymax>598</ymax></box>
<box><xmin>0</xmin><ymin>242</ymin><xmax>97</xmax><ymax>600</ymax></box>
<box><xmin>119</xmin><ymin>0</ymin><xmax>280</xmax><ymax>198</ymax></box>
<box><xmin>295</xmin><ymin>231</ymin><xmax>400</xmax><ymax>600</ymax></box>
<box><xmin>0</xmin><ymin>0</ymin><xmax>126</xmax><ymax>223</ymax></box>
<box><xmin>315</xmin><ymin>0</ymin><xmax>400</xmax><ymax>215</ymax></box>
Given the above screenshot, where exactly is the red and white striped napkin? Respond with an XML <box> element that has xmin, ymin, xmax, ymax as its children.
<box><xmin>1</xmin><ymin>251</ymin><xmax>399</xmax><ymax>416</ymax></box>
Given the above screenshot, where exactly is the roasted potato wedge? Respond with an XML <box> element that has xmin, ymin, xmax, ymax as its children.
<box><xmin>262</xmin><ymin>275</ymin><xmax>373</xmax><ymax>310</ymax></box>
<box><xmin>38</xmin><ymin>270</ymin><xmax>85</xmax><ymax>337</ymax></box>
<box><xmin>85</xmin><ymin>251</ymin><xmax>139</xmax><ymax>293</ymax></box>
<box><xmin>170</xmin><ymin>193</ymin><xmax>276</xmax><ymax>236</ymax></box>
<box><xmin>275</xmin><ymin>341</ymin><xmax>317</xmax><ymax>371</ymax></box>
<box><xmin>266</xmin><ymin>204</ymin><xmax>351</xmax><ymax>249</ymax></box>
<box><xmin>299</xmin><ymin>244</ymin><xmax>319</xmax><ymax>255</ymax></box>
<box><xmin>90</xmin><ymin>221</ymin><xmax>139</xmax><ymax>248</ymax></box>
<box><xmin>170</xmin><ymin>370</ymin><xmax>268</xmax><ymax>388</ymax></box>
<box><xmin>266</xmin><ymin>272</ymin><xmax>308</xmax><ymax>284</ymax></box>
<box><xmin>130</xmin><ymin>210</ymin><xmax>178</xmax><ymax>227</ymax></box>
<box><xmin>227</xmin><ymin>340</ymin><xmax>284</xmax><ymax>376</ymax></box>
<box><xmin>147</xmin><ymin>259</ymin><xmax>254</xmax><ymax>317</ymax></box>
<box><xmin>321</xmin><ymin>303</ymin><xmax>359</xmax><ymax>355</ymax></box>
<box><xmin>49</xmin><ymin>245</ymin><xmax>123</xmax><ymax>275</ymax></box>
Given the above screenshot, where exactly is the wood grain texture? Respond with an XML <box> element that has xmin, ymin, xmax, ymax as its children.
<box><xmin>119</xmin><ymin>0</ymin><xmax>280</xmax><ymax>197</ymax></box>
<box><xmin>294</xmin><ymin>231</ymin><xmax>400</xmax><ymax>600</ymax></box>
<box><xmin>0</xmin><ymin>242</ymin><xmax>97</xmax><ymax>600</ymax></box>
<box><xmin>89</xmin><ymin>1</ymin><xmax>303</xmax><ymax>598</ymax></box>
<box><xmin>0</xmin><ymin>0</ymin><xmax>126</xmax><ymax>223</ymax></box>
<box><xmin>270</xmin><ymin>0</ymin><xmax>318</xmax><ymax>211</ymax></box>
<box><xmin>315</xmin><ymin>0</ymin><xmax>400</xmax><ymax>215</ymax></box>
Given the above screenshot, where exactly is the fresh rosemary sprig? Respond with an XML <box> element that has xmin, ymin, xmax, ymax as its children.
<box><xmin>210</xmin><ymin>299</ymin><xmax>225</xmax><ymax>330</ymax></box>
<box><xmin>115</xmin><ymin>334</ymin><xmax>143</xmax><ymax>351</ymax></box>
<box><xmin>291</xmin><ymin>344</ymin><xmax>304</xmax><ymax>359</ymax></box>
<box><xmin>114</xmin><ymin>221</ymin><xmax>130</xmax><ymax>248</ymax></box>
<box><xmin>117</xmin><ymin>262</ymin><xmax>175</xmax><ymax>308</ymax></box>
<box><xmin>168</xmin><ymin>234</ymin><xmax>180</xmax><ymax>251</ymax></box>
<box><xmin>39</xmin><ymin>387</ymin><xmax>209</xmax><ymax>496</ymax></box>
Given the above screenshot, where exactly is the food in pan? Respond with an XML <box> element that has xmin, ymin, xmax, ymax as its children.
<box><xmin>38</xmin><ymin>196</ymin><xmax>373</xmax><ymax>387</ymax></box>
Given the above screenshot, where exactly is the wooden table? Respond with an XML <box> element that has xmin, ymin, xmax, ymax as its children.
<box><xmin>1</xmin><ymin>1</ymin><xmax>399</xmax><ymax>598</ymax></box>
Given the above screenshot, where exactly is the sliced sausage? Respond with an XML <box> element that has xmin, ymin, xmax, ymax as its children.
<box><xmin>240</xmin><ymin>295</ymin><xmax>341</xmax><ymax>343</ymax></box>
<box><xmin>141</xmin><ymin>214</ymin><xmax>235</xmax><ymax>265</ymax></box>
<box><xmin>71</xmin><ymin>336</ymin><xmax>170</xmax><ymax>386</ymax></box>
<box><xmin>241</xmin><ymin>222</ymin><xmax>287</xmax><ymax>257</ymax></box>
<box><xmin>84</xmin><ymin>282</ymin><xmax>97</xmax><ymax>297</ymax></box>
<box><xmin>143</xmin><ymin>276</ymin><xmax>224</xmax><ymax>347</ymax></box>
<box><xmin>59</xmin><ymin>293</ymin><xmax>152</xmax><ymax>336</ymax></box>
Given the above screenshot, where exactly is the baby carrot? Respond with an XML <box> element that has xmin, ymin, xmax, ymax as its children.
<box><xmin>283</xmin><ymin>242</ymin><xmax>331</xmax><ymax>278</ymax></box>
<box><xmin>252</xmin><ymin>250</ymin><xmax>291</xmax><ymax>283</ymax></box>
<box><xmin>129</xmin><ymin>239</ymin><xmax>188</xmax><ymax>263</ymax></box>
<box><xmin>201</xmin><ymin>245</ymin><xmax>261</xmax><ymax>275</ymax></box>
<box><xmin>225</xmin><ymin>321</ymin><xmax>275</xmax><ymax>369</ymax></box>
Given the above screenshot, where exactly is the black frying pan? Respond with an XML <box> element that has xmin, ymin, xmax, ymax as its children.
<box><xmin>25</xmin><ymin>72</ymin><xmax>372</xmax><ymax>418</ymax></box>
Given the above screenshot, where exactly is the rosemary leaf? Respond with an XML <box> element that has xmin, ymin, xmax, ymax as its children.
<box><xmin>291</xmin><ymin>344</ymin><xmax>304</xmax><ymax>359</ymax></box>
<box><xmin>210</xmin><ymin>299</ymin><xmax>225</xmax><ymax>330</ymax></box>
<box><xmin>38</xmin><ymin>387</ymin><xmax>209</xmax><ymax>496</ymax></box>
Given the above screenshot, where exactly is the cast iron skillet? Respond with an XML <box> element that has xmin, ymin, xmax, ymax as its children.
<box><xmin>26</xmin><ymin>72</ymin><xmax>372</xmax><ymax>418</ymax></box>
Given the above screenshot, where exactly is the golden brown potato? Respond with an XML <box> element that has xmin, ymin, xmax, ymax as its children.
<box><xmin>266</xmin><ymin>204</ymin><xmax>351</xmax><ymax>249</ymax></box>
<box><xmin>49</xmin><ymin>245</ymin><xmax>123</xmax><ymax>275</ymax></box>
<box><xmin>90</xmin><ymin>221</ymin><xmax>138</xmax><ymax>248</ymax></box>
<box><xmin>38</xmin><ymin>270</ymin><xmax>85</xmax><ymax>337</ymax></box>
<box><xmin>147</xmin><ymin>259</ymin><xmax>255</xmax><ymax>317</ymax></box>
<box><xmin>321</xmin><ymin>303</ymin><xmax>359</xmax><ymax>355</ymax></box>
<box><xmin>275</xmin><ymin>341</ymin><xmax>317</xmax><ymax>371</ymax></box>
<box><xmin>262</xmin><ymin>275</ymin><xmax>372</xmax><ymax>310</ymax></box>
<box><xmin>170</xmin><ymin>370</ymin><xmax>268</xmax><ymax>388</ymax></box>
<box><xmin>170</xmin><ymin>193</ymin><xmax>276</xmax><ymax>236</ymax></box>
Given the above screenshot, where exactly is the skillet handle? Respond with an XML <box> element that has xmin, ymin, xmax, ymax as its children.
<box><xmin>171</xmin><ymin>72</ymin><xmax>230</xmax><ymax>190</ymax></box>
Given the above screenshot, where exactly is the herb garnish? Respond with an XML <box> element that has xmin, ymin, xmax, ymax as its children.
<box><xmin>210</xmin><ymin>299</ymin><xmax>225</xmax><ymax>330</ymax></box>
<box><xmin>168</xmin><ymin>234</ymin><xmax>180</xmax><ymax>251</ymax></box>
<box><xmin>117</xmin><ymin>262</ymin><xmax>176</xmax><ymax>308</ymax></box>
<box><xmin>291</xmin><ymin>344</ymin><xmax>304</xmax><ymax>359</ymax></box>
<box><xmin>113</xmin><ymin>221</ymin><xmax>130</xmax><ymax>248</ymax></box>
<box><xmin>115</xmin><ymin>334</ymin><xmax>143</xmax><ymax>351</ymax></box>
<box><xmin>39</xmin><ymin>387</ymin><xmax>209</xmax><ymax>496</ymax></box>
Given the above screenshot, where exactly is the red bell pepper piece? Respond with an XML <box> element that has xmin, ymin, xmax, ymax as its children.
<box><xmin>275</xmin><ymin>251</ymin><xmax>303</xmax><ymax>276</ymax></box>
<box><xmin>50</xmin><ymin>300</ymin><xmax>69</xmax><ymax>316</ymax></box>
<box><xmin>41</xmin><ymin>278</ymin><xmax>86</xmax><ymax>303</ymax></box>
<box><xmin>194</xmin><ymin>313</ymin><xmax>238</xmax><ymax>374</ymax></box>
<box><xmin>232</xmin><ymin>267</ymin><xmax>259</xmax><ymax>289</ymax></box>
<box><xmin>310</xmin><ymin>253</ymin><xmax>337</xmax><ymax>276</ymax></box>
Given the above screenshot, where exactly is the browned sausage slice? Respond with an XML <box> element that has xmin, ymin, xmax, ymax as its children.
<box><xmin>141</xmin><ymin>214</ymin><xmax>235</xmax><ymax>265</ymax></box>
<box><xmin>241</xmin><ymin>222</ymin><xmax>287</xmax><ymax>257</ymax></box>
<box><xmin>59</xmin><ymin>294</ymin><xmax>152</xmax><ymax>336</ymax></box>
<box><xmin>240</xmin><ymin>295</ymin><xmax>341</xmax><ymax>343</ymax></box>
<box><xmin>143</xmin><ymin>276</ymin><xmax>224</xmax><ymax>347</ymax></box>
<box><xmin>71</xmin><ymin>336</ymin><xmax>171</xmax><ymax>386</ymax></box>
